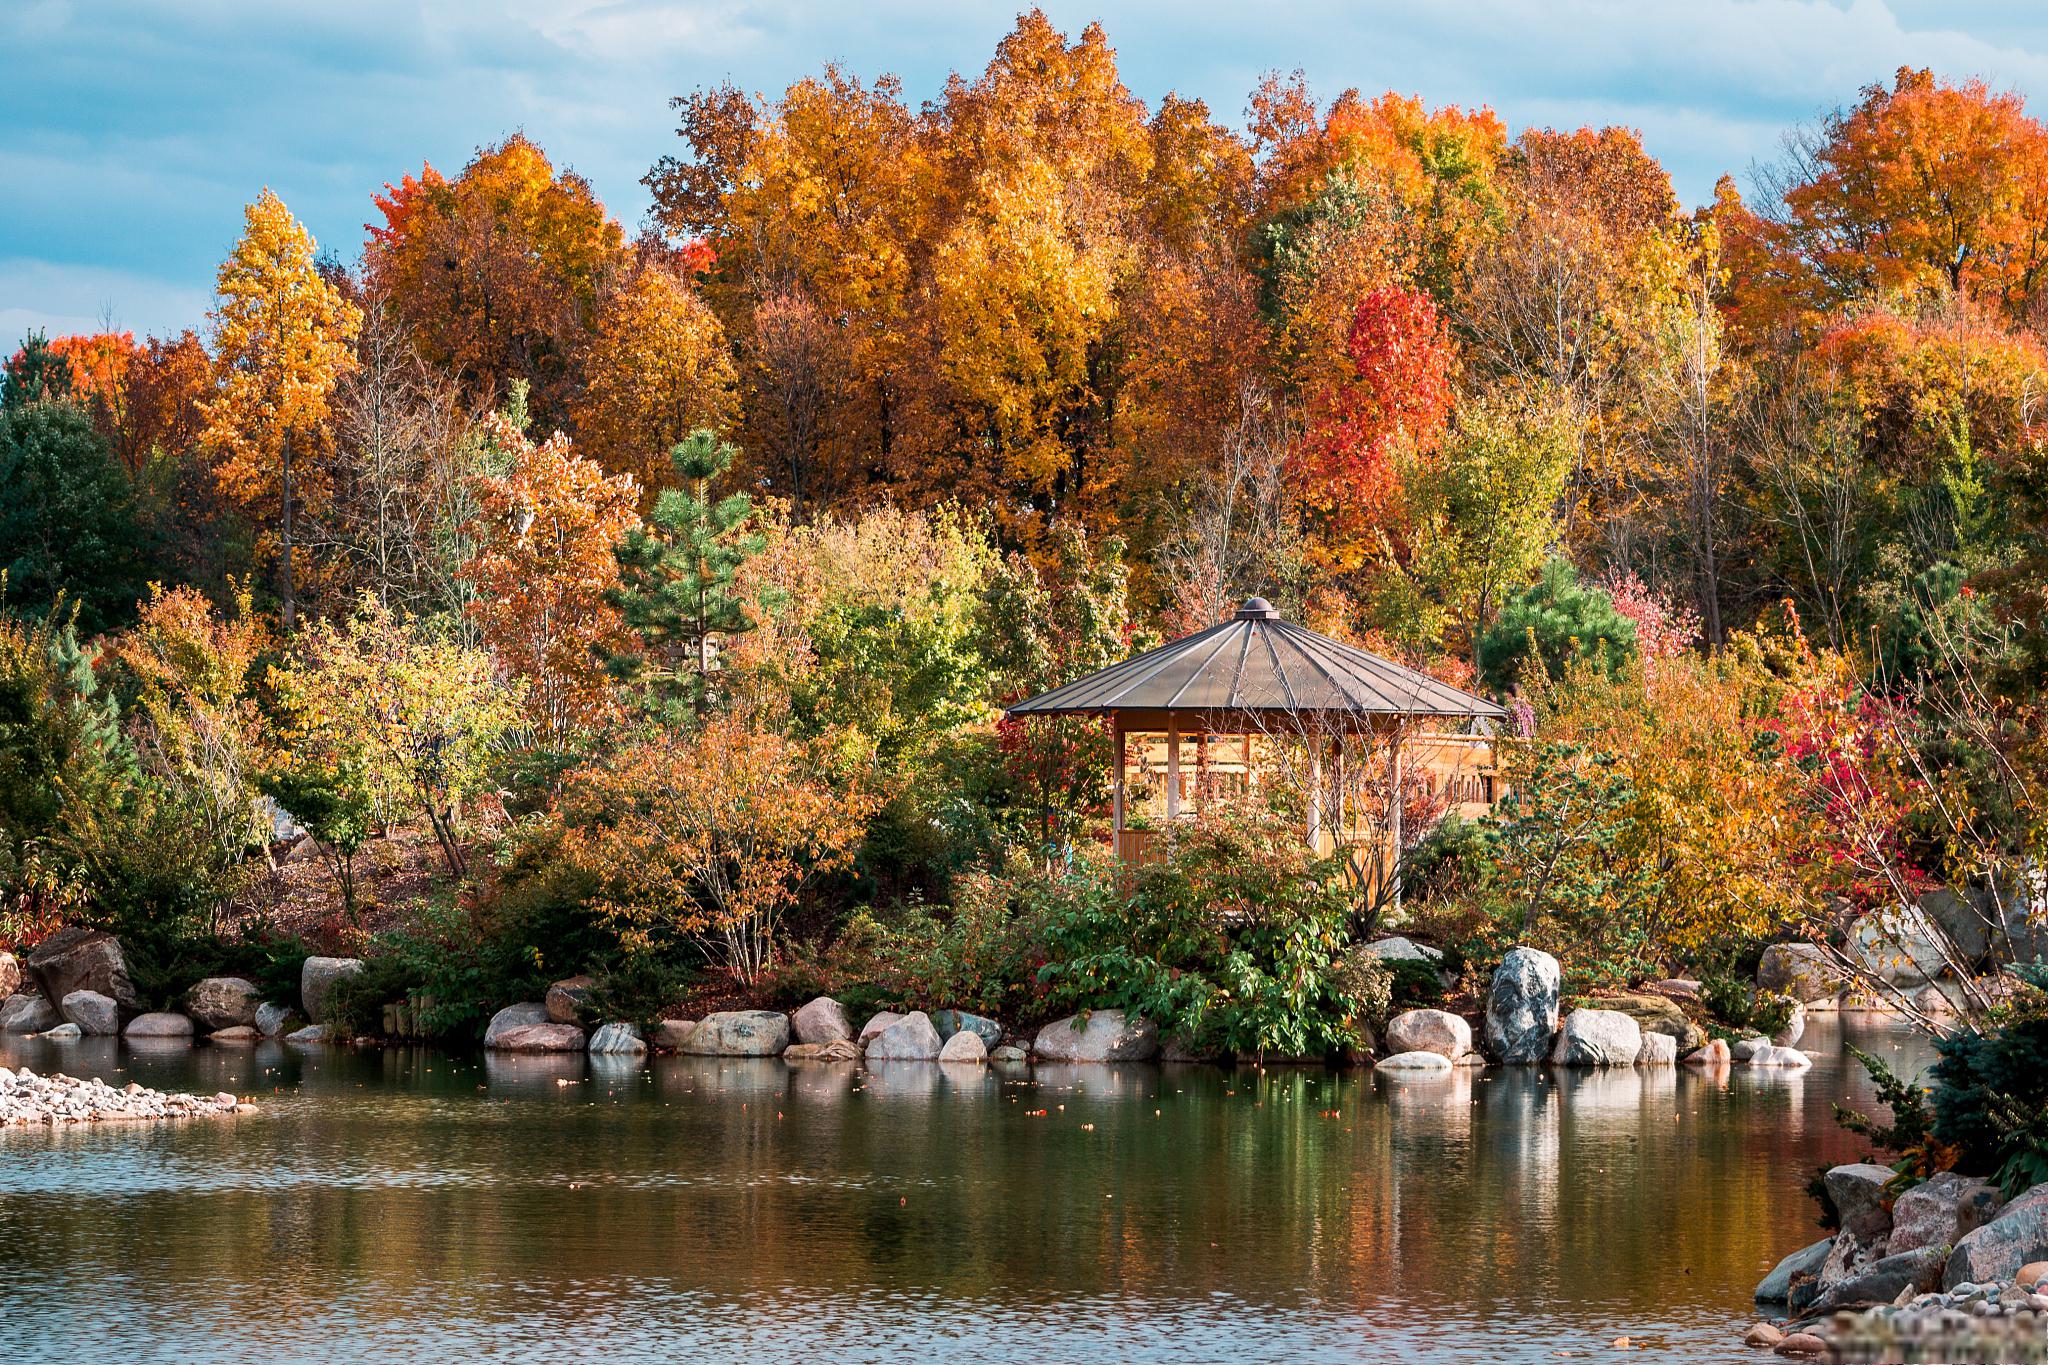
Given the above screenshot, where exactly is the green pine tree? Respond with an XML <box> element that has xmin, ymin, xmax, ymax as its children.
<box><xmin>606</xmin><ymin>430</ymin><xmax>764</xmax><ymax>720</ymax></box>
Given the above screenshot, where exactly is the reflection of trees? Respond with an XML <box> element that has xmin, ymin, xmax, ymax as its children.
<box><xmin>0</xmin><ymin>1023</ymin><xmax>1940</xmax><ymax>1346</ymax></box>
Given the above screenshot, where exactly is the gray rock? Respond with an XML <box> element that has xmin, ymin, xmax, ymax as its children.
<box><xmin>1362</xmin><ymin>936</ymin><xmax>1444</xmax><ymax>964</ymax></box>
<box><xmin>587</xmin><ymin>1022</ymin><xmax>646</xmax><ymax>1055</ymax></box>
<box><xmin>990</xmin><ymin>1044</ymin><xmax>1030</xmax><ymax>1063</ymax></box>
<box><xmin>0</xmin><ymin>993</ymin><xmax>59</xmax><ymax>1034</ymax></box>
<box><xmin>1812</xmin><ymin>1245</ymin><xmax>1948</xmax><ymax>1311</ymax></box>
<box><xmin>1485</xmin><ymin>947</ymin><xmax>1561</xmax><ymax>1063</ymax></box>
<box><xmin>1731</xmin><ymin>1035</ymin><xmax>1769</xmax><ymax>1061</ymax></box>
<box><xmin>680</xmin><ymin>1010</ymin><xmax>791</xmax><ymax>1057</ymax></box>
<box><xmin>1600</xmin><ymin>992</ymin><xmax>1706</xmax><ymax>1051</ymax></box>
<box><xmin>209</xmin><ymin>1025</ymin><xmax>259</xmax><ymax>1044</ymax></box>
<box><xmin>1374</xmin><ymin>1050</ymin><xmax>1454</xmax><ymax>1073</ymax></box>
<box><xmin>1827</xmin><ymin>1164</ymin><xmax>1899</xmax><ymax>1242</ymax></box>
<box><xmin>867</xmin><ymin>1011</ymin><xmax>943</xmax><ymax>1061</ymax></box>
<box><xmin>0</xmin><ymin>950</ymin><xmax>18</xmax><ymax>997</ymax></box>
<box><xmin>1649</xmin><ymin>978</ymin><xmax>1701</xmax><ymax>1001</ymax></box>
<box><xmin>1383</xmin><ymin>1008</ymin><xmax>1472</xmax><ymax>1059</ymax></box>
<box><xmin>26</xmin><ymin>927</ymin><xmax>139</xmax><ymax>1012</ymax></box>
<box><xmin>185</xmin><ymin>976</ymin><xmax>260</xmax><ymax>1030</ymax></box>
<box><xmin>1920</xmin><ymin>888</ymin><xmax>1994</xmax><ymax>968</ymax></box>
<box><xmin>857</xmin><ymin>1011</ymin><xmax>905</xmax><ymax>1046</ymax></box>
<box><xmin>284</xmin><ymin>1024</ymin><xmax>330</xmax><ymax>1044</ymax></box>
<box><xmin>1032</xmin><ymin>1010</ymin><xmax>1160</xmax><ymax>1062</ymax></box>
<box><xmin>1773</xmin><ymin>1001</ymin><xmax>1807</xmax><ymax>1048</ymax></box>
<box><xmin>1847</xmin><ymin>906</ymin><xmax>1951</xmax><ymax>986</ymax></box>
<box><xmin>123</xmin><ymin>1011</ymin><xmax>194</xmax><ymax>1039</ymax></box>
<box><xmin>785</xmin><ymin>1039</ymin><xmax>860</xmax><ymax>1062</ymax></box>
<box><xmin>1890</xmin><ymin>1172</ymin><xmax>2005</xmax><ymax>1255</ymax></box>
<box><xmin>1945</xmin><ymin>1184</ymin><xmax>2048</xmax><ymax>1290</ymax></box>
<box><xmin>40</xmin><ymin>1022</ymin><xmax>82</xmax><ymax>1040</ymax></box>
<box><xmin>545</xmin><ymin>975</ymin><xmax>597</xmax><ymax>1024</ymax></box>
<box><xmin>490</xmin><ymin>1022</ymin><xmax>587</xmax><ymax>1052</ymax></box>
<box><xmin>1159</xmin><ymin>1033</ymin><xmax>1216</xmax><ymax>1063</ymax></box>
<box><xmin>1757</xmin><ymin>1237</ymin><xmax>1834</xmax><ymax>1301</ymax></box>
<box><xmin>1757</xmin><ymin>943</ymin><xmax>1843</xmax><ymax>1003</ymax></box>
<box><xmin>483</xmin><ymin>1002</ymin><xmax>551</xmax><ymax>1048</ymax></box>
<box><xmin>1550</xmin><ymin>1008</ymin><xmax>1642</xmax><ymax>1067</ymax></box>
<box><xmin>931</xmin><ymin>1009</ymin><xmax>1003</xmax><ymax>1048</ymax></box>
<box><xmin>300</xmin><ymin>956</ymin><xmax>365</xmax><ymax>1025</ymax></box>
<box><xmin>792</xmin><ymin>996</ymin><xmax>853</xmax><ymax>1045</ymax></box>
<box><xmin>938</xmin><ymin>1029</ymin><xmax>988</xmax><ymax>1063</ymax></box>
<box><xmin>254</xmin><ymin>1002</ymin><xmax>297</xmax><ymax>1038</ymax></box>
<box><xmin>1640</xmin><ymin>1031</ymin><xmax>1678</xmax><ymax>1064</ymax></box>
<box><xmin>654</xmin><ymin>1019</ymin><xmax>697</xmax><ymax>1050</ymax></box>
<box><xmin>60</xmin><ymin>989</ymin><xmax>119</xmax><ymax>1035</ymax></box>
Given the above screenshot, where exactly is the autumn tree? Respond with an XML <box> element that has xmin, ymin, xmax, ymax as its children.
<box><xmin>573</xmin><ymin>260</ymin><xmax>738</xmax><ymax>494</ymax></box>
<box><xmin>559</xmin><ymin>715</ymin><xmax>871</xmax><ymax>983</ymax></box>
<box><xmin>200</xmin><ymin>189</ymin><xmax>363</xmax><ymax>628</ymax></box>
<box><xmin>367</xmin><ymin>135</ymin><xmax>626</xmax><ymax>428</ymax></box>
<box><xmin>461</xmin><ymin>407</ymin><xmax>640</xmax><ymax>749</ymax></box>
<box><xmin>268</xmin><ymin>595</ymin><xmax>520</xmax><ymax>877</ymax></box>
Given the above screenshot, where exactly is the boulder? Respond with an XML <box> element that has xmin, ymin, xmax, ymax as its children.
<box><xmin>1920</xmin><ymin>888</ymin><xmax>1994</xmax><ymax>968</ymax></box>
<box><xmin>1757</xmin><ymin>943</ymin><xmax>1842</xmax><ymax>1003</ymax></box>
<box><xmin>544</xmin><ymin>975</ymin><xmax>597</xmax><ymax>1024</ymax></box>
<box><xmin>1485</xmin><ymin>947</ymin><xmax>1562</xmax><ymax>1063</ymax></box>
<box><xmin>1550</xmin><ymin>1008</ymin><xmax>1642</xmax><ymax>1067</ymax></box>
<box><xmin>866</xmin><ymin>1011</ymin><xmax>943</xmax><ymax>1061</ymax></box>
<box><xmin>1032</xmin><ymin>1010</ymin><xmax>1160</xmax><ymax>1062</ymax></box>
<box><xmin>1826</xmin><ymin>1163</ymin><xmax>1898</xmax><ymax>1242</ymax></box>
<box><xmin>300</xmin><ymin>956</ymin><xmax>365</xmax><ymax>1025</ymax></box>
<box><xmin>483</xmin><ymin>1002</ymin><xmax>551</xmax><ymax>1048</ymax></box>
<box><xmin>680</xmin><ymin>1010</ymin><xmax>791</xmax><ymax>1057</ymax></box>
<box><xmin>1743</xmin><ymin>1322</ymin><xmax>1785</xmax><ymax>1348</ymax></box>
<box><xmin>1846</xmin><ymin>906</ymin><xmax>1950</xmax><ymax>986</ymax></box>
<box><xmin>989</xmin><ymin>1044</ymin><xmax>1030</xmax><ymax>1064</ymax></box>
<box><xmin>785</xmin><ymin>1039</ymin><xmax>860</xmax><ymax>1062</ymax></box>
<box><xmin>1383</xmin><ymin>1008</ymin><xmax>1473</xmax><ymax>1059</ymax></box>
<box><xmin>1160</xmin><ymin>1033</ymin><xmax>1218</xmax><ymax>1063</ymax></box>
<box><xmin>1889</xmin><ymin>1171</ymin><xmax>2005</xmax><ymax>1255</ymax></box>
<box><xmin>792</xmin><ymin>996</ymin><xmax>853</xmax><ymax>1045</ymax></box>
<box><xmin>1362</xmin><ymin>936</ymin><xmax>1444</xmax><ymax>964</ymax></box>
<box><xmin>490</xmin><ymin>1022</ymin><xmax>587</xmax><ymax>1053</ymax></box>
<box><xmin>0</xmin><ymin>993</ymin><xmax>59</xmax><ymax>1034</ymax></box>
<box><xmin>59</xmin><ymin>989</ymin><xmax>119</xmax><ymax>1035</ymax></box>
<box><xmin>284</xmin><ymin>1024</ymin><xmax>329</xmax><ymax>1044</ymax></box>
<box><xmin>1944</xmin><ymin>1183</ymin><xmax>2048</xmax><ymax>1290</ymax></box>
<box><xmin>1772</xmin><ymin>1001</ymin><xmax>1806</xmax><ymax>1048</ymax></box>
<box><xmin>1810</xmin><ymin>1245</ymin><xmax>1947</xmax><ymax>1311</ymax></box>
<box><xmin>1756</xmin><ymin>1236</ymin><xmax>1834</xmax><ymax>1301</ymax></box>
<box><xmin>1648</xmin><ymin>978</ymin><xmax>1701</xmax><ymax>1001</ymax></box>
<box><xmin>931</xmin><ymin>1009</ymin><xmax>1003</xmax><ymax>1048</ymax></box>
<box><xmin>0</xmin><ymin>950</ymin><xmax>18</xmax><ymax>997</ymax></box>
<box><xmin>1639</xmin><ymin>1031</ymin><xmax>1678</xmax><ymax>1065</ymax></box>
<box><xmin>1374</xmin><ymin>1050</ymin><xmax>1453</xmax><ymax>1073</ymax></box>
<box><xmin>1684</xmin><ymin>1038</ymin><xmax>1732</xmax><ymax>1067</ymax></box>
<box><xmin>26</xmin><ymin>927</ymin><xmax>138</xmax><ymax>1012</ymax></box>
<box><xmin>185</xmin><ymin>976</ymin><xmax>260</xmax><ymax>1030</ymax></box>
<box><xmin>857</xmin><ymin>1011</ymin><xmax>905</xmax><ymax>1047</ymax></box>
<box><xmin>254</xmin><ymin>1002</ymin><xmax>297</xmax><ymax>1038</ymax></box>
<box><xmin>1975</xmin><ymin>875</ymin><xmax>2048</xmax><ymax>965</ymax></box>
<box><xmin>210</xmin><ymin>1025</ymin><xmax>259</xmax><ymax>1044</ymax></box>
<box><xmin>587</xmin><ymin>1022</ymin><xmax>645</xmax><ymax>1055</ymax></box>
<box><xmin>1731</xmin><ymin>1035</ymin><xmax>1768</xmax><ymax>1061</ymax></box>
<box><xmin>1912</xmin><ymin>984</ymin><xmax>1959</xmax><ymax>1017</ymax></box>
<box><xmin>123</xmin><ymin>1011</ymin><xmax>194</xmax><ymax>1039</ymax></box>
<box><xmin>654</xmin><ymin>1019</ymin><xmax>698</xmax><ymax>1050</ymax></box>
<box><xmin>1774</xmin><ymin>1333</ymin><xmax>1827</xmax><ymax>1357</ymax></box>
<box><xmin>938</xmin><ymin>1030</ymin><xmax>988</xmax><ymax>1064</ymax></box>
<box><xmin>1748</xmin><ymin>1045</ymin><xmax>1813</xmax><ymax>1069</ymax></box>
<box><xmin>1598</xmin><ymin>992</ymin><xmax>1706</xmax><ymax>1051</ymax></box>
<box><xmin>2021</xmin><ymin>1261</ymin><xmax>2048</xmax><ymax>1291</ymax></box>
<box><xmin>40</xmin><ymin>1021</ymin><xmax>81</xmax><ymax>1040</ymax></box>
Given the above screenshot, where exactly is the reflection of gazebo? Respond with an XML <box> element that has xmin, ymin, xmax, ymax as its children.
<box><xmin>1006</xmin><ymin>598</ymin><xmax>1509</xmax><ymax>893</ymax></box>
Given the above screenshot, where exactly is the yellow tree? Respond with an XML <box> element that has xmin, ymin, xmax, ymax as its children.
<box><xmin>573</xmin><ymin>263</ymin><xmax>738</xmax><ymax>495</ymax></box>
<box><xmin>460</xmin><ymin>409</ymin><xmax>641</xmax><ymax>749</ymax></box>
<box><xmin>200</xmin><ymin>189</ymin><xmax>362</xmax><ymax>628</ymax></box>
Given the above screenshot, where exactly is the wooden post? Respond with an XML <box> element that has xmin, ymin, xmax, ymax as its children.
<box><xmin>1307</xmin><ymin>741</ymin><xmax>1323</xmax><ymax>850</ymax></box>
<box><xmin>1388</xmin><ymin>726</ymin><xmax>1405</xmax><ymax>909</ymax></box>
<box><xmin>1165</xmin><ymin>714</ymin><xmax>1181</xmax><ymax>820</ymax></box>
<box><xmin>1112</xmin><ymin>721</ymin><xmax>1127</xmax><ymax>856</ymax></box>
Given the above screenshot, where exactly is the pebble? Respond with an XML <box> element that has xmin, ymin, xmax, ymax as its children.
<box><xmin>1773</xmin><ymin>1332</ymin><xmax>1827</xmax><ymax>1356</ymax></box>
<box><xmin>1743</xmin><ymin>1321</ymin><xmax>1785</xmax><ymax>1347</ymax></box>
<box><xmin>0</xmin><ymin>1065</ymin><xmax>254</xmax><ymax>1126</ymax></box>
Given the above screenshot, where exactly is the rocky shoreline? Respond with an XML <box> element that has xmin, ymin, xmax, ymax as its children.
<box><xmin>0</xmin><ymin>1066</ymin><xmax>254</xmax><ymax>1127</ymax></box>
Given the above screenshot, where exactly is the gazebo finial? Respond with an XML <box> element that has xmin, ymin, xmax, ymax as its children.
<box><xmin>1235</xmin><ymin>596</ymin><xmax>1279</xmax><ymax>620</ymax></box>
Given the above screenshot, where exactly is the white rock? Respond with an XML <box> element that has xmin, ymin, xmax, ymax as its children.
<box><xmin>1550</xmin><ymin>1008</ymin><xmax>1642</xmax><ymax>1067</ymax></box>
<box><xmin>1383</xmin><ymin>1008</ymin><xmax>1473</xmax><ymax>1059</ymax></box>
<box><xmin>1374</xmin><ymin>1050</ymin><xmax>1454</xmax><ymax>1073</ymax></box>
<box><xmin>793</xmin><ymin>996</ymin><xmax>854</xmax><ymax>1044</ymax></box>
<box><xmin>124</xmin><ymin>1011</ymin><xmax>194</xmax><ymax>1039</ymax></box>
<box><xmin>284</xmin><ymin>1024</ymin><xmax>329</xmax><ymax>1044</ymax></box>
<box><xmin>587</xmin><ymin>1022</ymin><xmax>646</xmax><ymax>1055</ymax></box>
<box><xmin>60</xmin><ymin>989</ymin><xmax>119</xmax><ymax>1035</ymax></box>
<box><xmin>867</xmin><ymin>1011</ymin><xmax>943</xmax><ymax>1061</ymax></box>
<box><xmin>0</xmin><ymin>993</ymin><xmax>59</xmax><ymax>1034</ymax></box>
<box><xmin>300</xmin><ymin>957</ymin><xmax>365</xmax><ymax>1024</ymax></box>
<box><xmin>40</xmin><ymin>1022</ymin><xmax>82</xmax><ymax>1040</ymax></box>
<box><xmin>938</xmin><ymin>1029</ymin><xmax>988</xmax><ymax>1064</ymax></box>
<box><xmin>185</xmin><ymin>976</ymin><xmax>260</xmax><ymax>1030</ymax></box>
<box><xmin>1748</xmin><ymin>1044</ymin><xmax>1813</xmax><ymax>1069</ymax></box>
<box><xmin>857</xmin><ymin>1011</ymin><xmax>905</xmax><ymax>1046</ymax></box>
<box><xmin>483</xmin><ymin>1002</ymin><xmax>551</xmax><ymax>1048</ymax></box>
<box><xmin>679</xmin><ymin>1010</ymin><xmax>790</xmax><ymax>1056</ymax></box>
<box><xmin>254</xmin><ymin>1002</ymin><xmax>296</xmax><ymax>1037</ymax></box>
<box><xmin>1031</xmin><ymin>1010</ymin><xmax>1160</xmax><ymax>1062</ymax></box>
<box><xmin>1640</xmin><ymin>1031</ymin><xmax>1678</xmax><ymax>1064</ymax></box>
<box><xmin>1362</xmin><ymin>936</ymin><xmax>1444</xmax><ymax>964</ymax></box>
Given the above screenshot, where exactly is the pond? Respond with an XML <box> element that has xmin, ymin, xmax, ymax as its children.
<box><xmin>0</xmin><ymin>1015</ymin><xmax>1931</xmax><ymax>1363</ymax></box>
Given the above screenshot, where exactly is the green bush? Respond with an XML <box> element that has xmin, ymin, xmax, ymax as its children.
<box><xmin>1928</xmin><ymin>964</ymin><xmax>2048</xmax><ymax>1196</ymax></box>
<box><xmin>1476</xmin><ymin>557</ymin><xmax>1636</xmax><ymax>693</ymax></box>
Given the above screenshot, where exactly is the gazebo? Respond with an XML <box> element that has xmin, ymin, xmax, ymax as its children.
<box><xmin>1006</xmin><ymin>598</ymin><xmax>1509</xmax><ymax>896</ymax></box>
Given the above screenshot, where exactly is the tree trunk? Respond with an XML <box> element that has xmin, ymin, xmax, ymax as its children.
<box><xmin>281</xmin><ymin>428</ymin><xmax>297</xmax><ymax>630</ymax></box>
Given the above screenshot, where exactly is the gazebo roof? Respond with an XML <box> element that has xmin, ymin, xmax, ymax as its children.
<box><xmin>1006</xmin><ymin>598</ymin><xmax>1508</xmax><ymax>724</ymax></box>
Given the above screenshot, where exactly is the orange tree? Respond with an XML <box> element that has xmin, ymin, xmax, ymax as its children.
<box><xmin>558</xmin><ymin>715</ymin><xmax>873</xmax><ymax>984</ymax></box>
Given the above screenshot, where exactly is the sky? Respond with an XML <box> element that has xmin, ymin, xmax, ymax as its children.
<box><xmin>5</xmin><ymin>0</ymin><xmax>2048</xmax><ymax>343</ymax></box>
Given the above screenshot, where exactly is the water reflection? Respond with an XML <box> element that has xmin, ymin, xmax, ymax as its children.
<box><xmin>0</xmin><ymin>1015</ymin><xmax>1933</xmax><ymax>1364</ymax></box>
